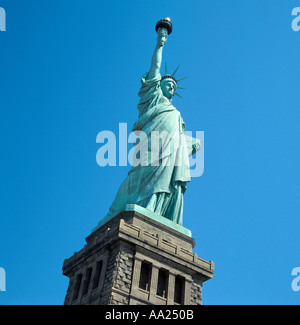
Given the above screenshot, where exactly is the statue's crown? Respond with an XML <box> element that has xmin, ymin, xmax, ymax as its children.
<box><xmin>161</xmin><ymin>74</ymin><xmax>177</xmax><ymax>84</ymax></box>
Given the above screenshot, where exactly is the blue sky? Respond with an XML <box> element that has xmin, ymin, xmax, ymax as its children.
<box><xmin>0</xmin><ymin>0</ymin><xmax>300</xmax><ymax>305</ymax></box>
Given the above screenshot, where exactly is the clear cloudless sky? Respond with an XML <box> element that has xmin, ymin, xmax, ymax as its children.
<box><xmin>0</xmin><ymin>0</ymin><xmax>300</xmax><ymax>305</ymax></box>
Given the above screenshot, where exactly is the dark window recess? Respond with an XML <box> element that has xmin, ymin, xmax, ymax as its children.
<box><xmin>92</xmin><ymin>261</ymin><xmax>103</xmax><ymax>290</ymax></box>
<box><xmin>139</xmin><ymin>261</ymin><xmax>152</xmax><ymax>291</ymax></box>
<box><xmin>174</xmin><ymin>275</ymin><xmax>185</xmax><ymax>304</ymax></box>
<box><xmin>72</xmin><ymin>273</ymin><xmax>82</xmax><ymax>301</ymax></box>
<box><xmin>82</xmin><ymin>267</ymin><xmax>92</xmax><ymax>296</ymax></box>
<box><xmin>156</xmin><ymin>269</ymin><xmax>168</xmax><ymax>298</ymax></box>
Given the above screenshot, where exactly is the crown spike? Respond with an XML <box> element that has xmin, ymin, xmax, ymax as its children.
<box><xmin>165</xmin><ymin>62</ymin><xmax>168</xmax><ymax>75</ymax></box>
<box><xmin>175</xmin><ymin>92</ymin><xmax>183</xmax><ymax>98</ymax></box>
<box><xmin>176</xmin><ymin>76</ymin><xmax>187</xmax><ymax>82</ymax></box>
<box><xmin>172</xmin><ymin>65</ymin><xmax>180</xmax><ymax>77</ymax></box>
<box><xmin>177</xmin><ymin>86</ymin><xmax>186</xmax><ymax>89</ymax></box>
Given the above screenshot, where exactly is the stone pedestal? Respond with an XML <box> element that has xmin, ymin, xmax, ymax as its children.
<box><xmin>62</xmin><ymin>210</ymin><xmax>214</xmax><ymax>305</ymax></box>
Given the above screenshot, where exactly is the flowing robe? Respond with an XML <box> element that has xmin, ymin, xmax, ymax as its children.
<box><xmin>104</xmin><ymin>73</ymin><xmax>199</xmax><ymax>225</ymax></box>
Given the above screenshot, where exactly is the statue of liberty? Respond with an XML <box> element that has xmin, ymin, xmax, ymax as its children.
<box><xmin>96</xmin><ymin>18</ymin><xmax>200</xmax><ymax>230</ymax></box>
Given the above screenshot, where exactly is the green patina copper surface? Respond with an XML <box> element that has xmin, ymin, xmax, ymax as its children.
<box><xmin>94</xmin><ymin>19</ymin><xmax>200</xmax><ymax>236</ymax></box>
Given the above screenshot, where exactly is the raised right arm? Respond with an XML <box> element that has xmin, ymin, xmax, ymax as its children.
<box><xmin>148</xmin><ymin>28</ymin><xmax>168</xmax><ymax>80</ymax></box>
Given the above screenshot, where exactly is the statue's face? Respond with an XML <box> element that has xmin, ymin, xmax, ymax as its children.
<box><xmin>161</xmin><ymin>80</ymin><xmax>176</xmax><ymax>99</ymax></box>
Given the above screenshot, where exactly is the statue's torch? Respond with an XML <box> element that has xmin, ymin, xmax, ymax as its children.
<box><xmin>155</xmin><ymin>17</ymin><xmax>173</xmax><ymax>35</ymax></box>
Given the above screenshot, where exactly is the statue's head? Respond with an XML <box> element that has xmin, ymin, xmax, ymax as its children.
<box><xmin>160</xmin><ymin>77</ymin><xmax>177</xmax><ymax>99</ymax></box>
<box><xmin>160</xmin><ymin>66</ymin><xmax>186</xmax><ymax>100</ymax></box>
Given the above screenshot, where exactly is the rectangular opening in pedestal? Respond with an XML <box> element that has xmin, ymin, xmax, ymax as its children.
<box><xmin>174</xmin><ymin>275</ymin><xmax>185</xmax><ymax>304</ymax></box>
<box><xmin>157</xmin><ymin>268</ymin><xmax>168</xmax><ymax>298</ymax></box>
<box><xmin>92</xmin><ymin>261</ymin><xmax>103</xmax><ymax>290</ymax></box>
<box><xmin>72</xmin><ymin>273</ymin><xmax>82</xmax><ymax>302</ymax></box>
<box><xmin>139</xmin><ymin>261</ymin><xmax>152</xmax><ymax>291</ymax></box>
<box><xmin>82</xmin><ymin>267</ymin><xmax>92</xmax><ymax>296</ymax></box>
